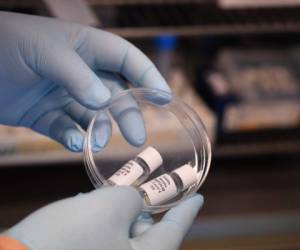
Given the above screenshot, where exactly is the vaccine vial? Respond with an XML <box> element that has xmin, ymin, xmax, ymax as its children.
<box><xmin>108</xmin><ymin>147</ymin><xmax>163</xmax><ymax>186</ymax></box>
<box><xmin>139</xmin><ymin>164</ymin><xmax>197</xmax><ymax>206</ymax></box>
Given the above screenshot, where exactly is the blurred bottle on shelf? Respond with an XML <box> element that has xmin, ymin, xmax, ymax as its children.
<box><xmin>153</xmin><ymin>34</ymin><xmax>193</xmax><ymax>96</ymax></box>
<box><xmin>153</xmin><ymin>34</ymin><xmax>216</xmax><ymax>141</ymax></box>
<box><xmin>154</xmin><ymin>34</ymin><xmax>178</xmax><ymax>79</ymax></box>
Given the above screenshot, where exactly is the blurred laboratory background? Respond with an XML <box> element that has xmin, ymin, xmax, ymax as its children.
<box><xmin>1</xmin><ymin>0</ymin><xmax>300</xmax><ymax>249</ymax></box>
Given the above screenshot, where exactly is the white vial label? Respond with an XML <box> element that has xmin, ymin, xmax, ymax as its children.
<box><xmin>140</xmin><ymin>174</ymin><xmax>177</xmax><ymax>205</ymax></box>
<box><xmin>108</xmin><ymin>160</ymin><xmax>144</xmax><ymax>185</ymax></box>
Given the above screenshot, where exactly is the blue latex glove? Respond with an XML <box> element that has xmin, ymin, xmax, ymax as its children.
<box><xmin>0</xmin><ymin>12</ymin><xmax>170</xmax><ymax>151</ymax></box>
<box><xmin>4</xmin><ymin>187</ymin><xmax>203</xmax><ymax>250</ymax></box>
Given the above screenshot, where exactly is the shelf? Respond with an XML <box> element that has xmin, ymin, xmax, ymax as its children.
<box><xmin>2</xmin><ymin>1</ymin><xmax>300</xmax><ymax>38</ymax></box>
<box><xmin>215</xmin><ymin>140</ymin><xmax>300</xmax><ymax>158</ymax></box>
<box><xmin>107</xmin><ymin>23</ymin><xmax>300</xmax><ymax>38</ymax></box>
<box><xmin>95</xmin><ymin>3</ymin><xmax>300</xmax><ymax>38</ymax></box>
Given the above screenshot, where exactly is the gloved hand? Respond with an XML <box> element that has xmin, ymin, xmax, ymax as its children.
<box><xmin>0</xmin><ymin>12</ymin><xmax>170</xmax><ymax>151</ymax></box>
<box><xmin>4</xmin><ymin>187</ymin><xmax>203</xmax><ymax>250</ymax></box>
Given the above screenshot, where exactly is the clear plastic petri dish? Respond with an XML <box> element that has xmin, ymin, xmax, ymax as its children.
<box><xmin>84</xmin><ymin>88</ymin><xmax>211</xmax><ymax>213</ymax></box>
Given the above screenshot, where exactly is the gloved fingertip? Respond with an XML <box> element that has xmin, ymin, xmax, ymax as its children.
<box><xmin>81</xmin><ymin>78</ymin><xmax>111</xmax><ymax>109</ymax></box>
<box><xmin>92</xmin><ymin>141</ymin><xmax>104</xmax><ymax>152</ymax></box>
<box><xmin>183</xmin><ymin>194</ymin><xmax>204</xmax><ymax>211</ymax></box>
<box><xmin>138</xmin><ymin>212</ymin><xmax>152</xmax><ymax>221</ymax></box>
<box><xmin>112</xmin><ymin>186</ymin><xmax>143</xmax><ymax>209</ymax></box>
<box><xmin>148</xmin><ymin>73</ymin><xmax>171</xmax><ymax>93</ymax></box>
<box><xmin>149</xmin><ymin>90</ymin><xmax>173</xmax><ymax>105</ymax></box>
<box><xmin>131</xmin><ymin>213</ymin><xmax>154</xmax><ymax>237</ymax></box>
<box><xmin>62</xmin><ymin>129</ymin><xmax>84</xmax><ymax>152</ymax></box>
<box><xmin>143</xmin><ymin>86</ymin><xmax>173</xmax><ymax>105</ymax></box>
<box><xmin>140</xmin><ymin>67</ymin><xmax>171</xmax><ymax>93</ymax></box>
<box><xmin>158</xmin><ymin>77</ymin><xmax>172</xmax><ymax>93</ymax></box>
<box><xmin>118</xmin><ymin>109</ymin><xmax>146</xmax><ymax>147</ymax></box>
<box><xmin>109</xmin><ymin>186</ymin><xmax>144</xmax><ymax>223</ymax></box>
<box><xmin>112</xmin><ymin>186</ymin><xmax>142</xmax><ymax>200</ymax></box>
<box><xmin>92</xmin><ymin>123</ymin><xmax>111</xmax><ymax>151</ymax></box>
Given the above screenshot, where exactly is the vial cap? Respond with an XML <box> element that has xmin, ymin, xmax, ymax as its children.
<box><xmin>138</xmin><ymin>147</ymin><xmax>163</xmax><ymax>173</ymax></box>
<box><xmin>173</xmin><ymin>164</ymin><xmax>197</xmax><ymax>190</ymax></box>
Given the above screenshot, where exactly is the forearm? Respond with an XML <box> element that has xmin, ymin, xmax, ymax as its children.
<box><xmin>0</xmin><ymin>235</ymin><xmax>28</xmax><ymax>250</ymax></box>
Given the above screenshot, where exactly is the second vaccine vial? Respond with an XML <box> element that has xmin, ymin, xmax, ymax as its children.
<box><xmin>139</xmin><ymin>164</ymin><xmax>197</xmax><ymax>206</ymax></box>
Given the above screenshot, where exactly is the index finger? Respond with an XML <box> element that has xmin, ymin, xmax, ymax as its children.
<box><xmin>83</xmin><ymin>28</ymin><xmax>171</xmax><ymax>93</ymax></box>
